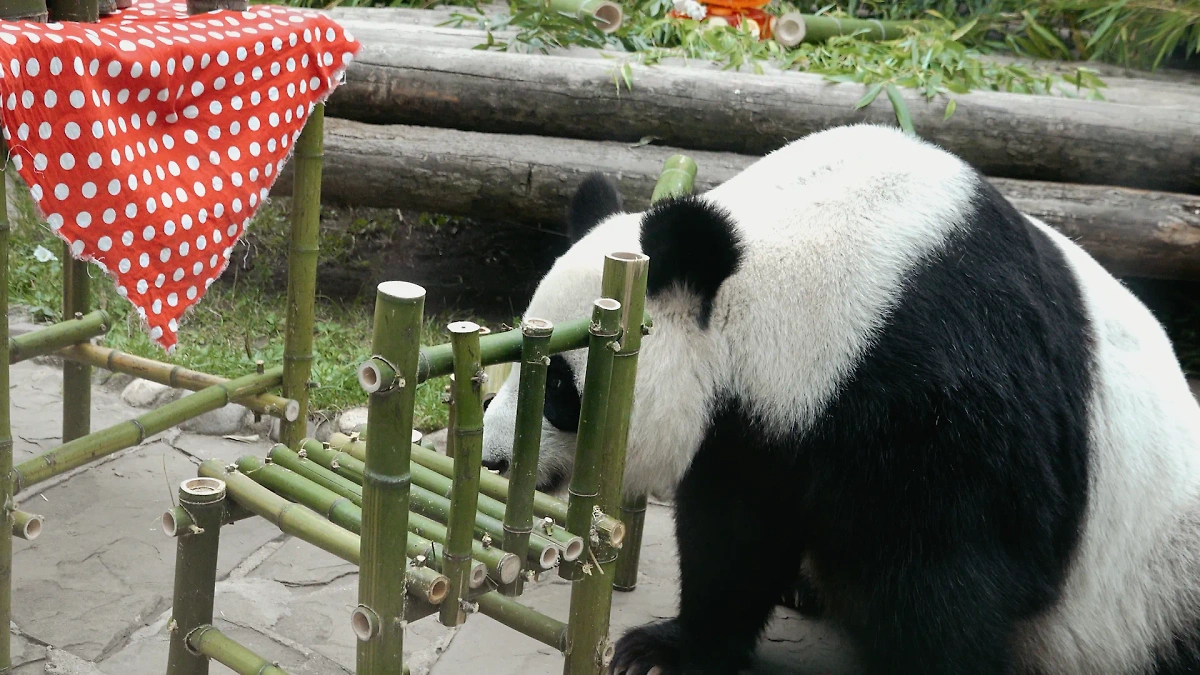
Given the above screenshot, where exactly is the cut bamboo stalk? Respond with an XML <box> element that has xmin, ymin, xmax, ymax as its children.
<box><xmin>409</xmin><ymin>444</ymin><xmax>625</xmax><ymax>547</ymax></box>
<box><xmin>772</xmin><ymin>13</ymin><xmax>908</xmax><ymax>47</ymax></box>
<box><xmin>476</xmin><ymin>591</ymin><xmax>569</xmax><ymax>652</ymax></box>
<box><xmin>10</xmin><ymin>510</ymin><xmax>43</xmax><ymax>541</ymax></box>
<box><xmin>315</xmin><ymin>437</ymin><xmax>570</xmax><ymax>568</ymax></box>
<box><xmin>563</xmin><ymin>298</ymin><xmax>623</xmax><ymax>675</ymax></box>
<box><xmin>441</xmin><ymin>321</ymin><xmax>485</xmax><ymax>627</ymax></box>
<box><xmin>12</xmin><ymin>368</ymin><xmax>284</xmax><ymax>491</ymax></box>
<box><xmin>444</xmin><ymin>377</ymin><xmax>456</xmax><ymax>459</ymax></box>
<box><xmin>186</xmin><ymin>625</ymin><xmax>288</xmax><ymax>675</ymax></box>
<box><xmin>235</xmin><ymin>456</ymin><xmax>499</xmax><ymax>588</ymax></box>
<box><xmin>280</xmin><ymin>104</ymin><xmax>325</xmax><ymax>450</ymax></box>
<box><xmin>61</xmin><ymin>242</ymin><xmax>92</xmax><ymax>444</ymax></box>
<box><xmin>561</xmin><ymin>299</ymin><xmax>620</xmax><ymax>583</ymax></box>
<box><xmin>166</xmin><ymin>477</ymin><xmax>227</xmax><ymax>675</ymax></box>
<box><xmin>547</xmin><ymin>0</ymin><xmax>621</xmax><ymax>33</ymax></box>
<box><xmin>10</xmin><ymin>310</ymin><xmax>110</xmax><ymax>365</ymax></box>
<box><xmin>196</xmin><ymin>460</ymin><xmax>449</xmax><ymax>604</ymax></box>
<box><xmin>0</xmin><ymin>139</ymin><xmax>12</xmax><ymax>675</ymax></box>
<box><xmin>616</xmin><ymin>157</ymin><xmax>694</xmax><ymax>592</ymax></box>
<box><xmin>357</xmin><ymin>281</ymin><xmax>424</xmax><ymax>673</ymax></box>
<box><xmin>269</xmin><ymin>444</ymin><xmax>363</xmax><ymax>501</ymax></box>
<box><xmin>501</xmin><ymin>319</ymin><xmax>554</xmax><ymax>595</ymax></box>
<box><xmin>58</xmin><ymin>343</ymin><xmax>299</xmax><ymax>421</ymax></box>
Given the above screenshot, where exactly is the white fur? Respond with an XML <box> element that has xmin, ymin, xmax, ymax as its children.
<box><xmin>481</xmin><ymin>123</ymin><xmax>1200</xmax><ymax>673</ymax></box>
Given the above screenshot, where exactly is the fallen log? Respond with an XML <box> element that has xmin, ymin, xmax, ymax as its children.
<box><xmin>272</xmin><ymin>119</ymin><xmax>1200</xmax><ymax>281</ymax></box>
<box><xmin>323</xmin><ymin>41</ymin><xmax>1200</xmax><ymax>194</ymax></box>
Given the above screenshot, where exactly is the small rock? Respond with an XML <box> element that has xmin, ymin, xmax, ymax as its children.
<box><xmin>336</xmin><ymin>406</ymin><xmax>369</xmax><ymax>434</ymax></box>
<box><xmin>179</xmin><ymin>404</ymin><xmax>253</xmax><ymax>436</ymax></box>
<box><xmin>313</xmin><ymin>417</ymin><xmax>334</xmax><ymax>443</ymax></box>
<box><xmin>100</xmin><ymin>371</ymin><xmax>135</xmax><ymax>393</ymax></box>
<box><xmin>121</xmin><ymin>379</ymin><xmax>176</xmax><ymax>408</ymax></box>
<box><xmin>44</xmin><ymin>646</ymin><xmax>105</xmax><ymax>674</ymax></box>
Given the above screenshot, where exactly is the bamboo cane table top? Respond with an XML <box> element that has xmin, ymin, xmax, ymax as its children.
<box><xmin>0</xmin><ymin>0</ymin><xmax>360</xmax><ymax>350</ymax></box>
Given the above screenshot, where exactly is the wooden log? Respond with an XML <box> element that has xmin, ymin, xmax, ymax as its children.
<box><xmin>272</xmin><ymin>119</ymin><xmax>1200</xmax><ymax>281</ymax></box>
<box><xmin>323</xmin><ymin>40</ymin><xmax>1200</xmax><ymax>194</ymax></box>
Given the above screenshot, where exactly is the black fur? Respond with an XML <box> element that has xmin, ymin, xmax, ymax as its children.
<box><xmin>543</xmin><ymin>354</ymin><xmax>583</xmax><ymax>433</ymax></box>
<box><xmin>612</xmin><ymin>178</ymin><xmax>1095</xmax><ymax>675</ymax></box>
<box><xmin>640</xmin><ymin>195</ymin><xmax>744</xmax><ymax>329</ymax></box>
<box><xmin>568</xmin><ymin>173</ymin><xmax>623</xmax><ymax>243</ymax></box>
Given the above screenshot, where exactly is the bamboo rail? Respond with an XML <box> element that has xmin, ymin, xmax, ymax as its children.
<box><xmin>186</xmin><ymin>625</ymin><xmax>289</xmax><ymax>675</ymax></box>
<box><xmin>356</xmin><ymin>280</ymin><xmax>425</xmax><ymax>672</ymax></box>
<box><xmin>9</xmin><ymin>310</ymin><xmax>110</xmax><ymax>365</ymax></box>
<box><xmin>166</xmin><ymin>477</ymin><xmax>227</xmax><ymax>675</ymax></box>
<box><xmin>0</xmin><ymin>141</ymin><xmax>13</xmax><ymax>675</ymax></box>
<box><xmin>58</xmin><ymin>343</ymin><xmax>299</xmax><ymax>421</ymax></box>
<box><xmin>280</xmin><ymin>103</ymin><xmax>325</xmax><ymax>449</ymax></box>
<box><xmin>12</xmin><ymin>368</ymin><xmax>284</xmax><ymax>491</ymax></box>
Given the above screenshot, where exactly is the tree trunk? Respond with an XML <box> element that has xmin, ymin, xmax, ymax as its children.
<box><xmin>322</xmin><ymin>37</ymin><xmax>1200</xmax><ymax>194</ymax></box>
<box><xmin>273</xmin><ymin>119</ymin><xmax>1200</xmax><ymax>281</ymax></box>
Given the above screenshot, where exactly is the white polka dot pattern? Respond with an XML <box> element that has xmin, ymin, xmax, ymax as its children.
<box><xmin>0</xmin><ymin>0</ymin><xmax>360</xmax><ymax>349</ymax></box>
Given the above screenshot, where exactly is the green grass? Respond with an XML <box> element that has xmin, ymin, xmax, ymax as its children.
<box><xmin>5</xmin><ymin>176</ymin><xmax>464</xmax><ymax>431</ymax></box>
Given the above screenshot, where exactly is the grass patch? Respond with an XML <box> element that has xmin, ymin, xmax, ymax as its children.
<box><xmin>5</xmin><ymin>175</ymin><xmax>469</xmax><ymax>431</ymax></box>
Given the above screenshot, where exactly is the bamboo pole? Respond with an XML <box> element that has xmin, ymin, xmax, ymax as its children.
<box><xmin>186</xmin><ymin>625</ymin><xmax>288</xmax><ymax>675</ymax></box>
<box><xmin>61</xmin><ymin>242</ymin><xmax>92</xmax><ymax>443</ymax></box>
<box><xmin>316</xmin><ymin>437</ymin><xmax>570</xmax><ymax>567</ymax></box>
<box><xmin>10</xmin><ymin>510</ymin><xmax>43</xmax><ymax>541</ymax></box>
<box><xmin>280</xmin><ymin>104</ymin><xmax>325</xmax><ymax>450</ymax></box>
<box><xmin>195</xmin><ymin>460</ymin><xmax>449</xmax><ymax>604</ymax></box>
<box><xmin>0</xmin><ymin>143</ymin><xmax>12</xmax><ymax>675</ymax></box>
<box><xmin>501</xmin><ymin>319</ymin><xmax>554</xmax><ymax>596</ymax></box>
<box><xmin>13</xmin><ymin>368</ymin><xmax>283</xmax><ymax>491</ymax></box>
<box><xmin>166</xmin><ymin>477</ymin><xmax>227</xmax><ymax>675</ymax></box>
<box><xmin>562</xmin><ymin>299</ymin><xmax>623</xmax><ymax>675</ymax></box>
<box><xmin>10</xmin><ymin>311</ymin><xmax>110</xmax><ymax>365</ymax></box>
<box><xmin>615</xmin><ymin>157</ymin><xmax>694</xmax><ymax>592</ymax></box>
<box><xmin>440</xmin><ymin>321</ymin><xmax>485</xmax><ymax>627</ymax></box>
<box><xmin>476</xmin><ymin>591</ymin><xmax>569</xmax><ymax>652</ymax></box>
<box><xmin>269</xmin><ymin>444</ymin><xmax>363</xmax><ymax>501</ymax></box>
<box><xmin>547</xmin><ymin>0</ymin><xmax>621</xmax><ymax>33</ymax></box>
<box><xmin>409</xmin><ymin>444</ymin><xmax>625</xmax><ymax>547</ymax></box>
<box><xmin>771</xmin><ymin>12</ymin><xmax>909</xmax><ymax>47</ymax></box>
<box><xmin>443</xmin><ymin>377</ymin><xmax>456</xmax><ymax>459</ymax></box>
<box><xmin>356</xmin><ymin>281</ymin><xmax>424</xmax><ymax>674</ymax></box>
<box><xmin>236</xmin><ymin>455</ymin><xmax>501</xmax><ymax>587</ymax></box>
<box><xmin>560</xmin><ymin>300</ymin><xmax>620</xmax><ymax>583</ymax></box>
<box><xmin>58</xmin><ymin>343</ymin><xmax>299</xmax><ymax>421</ymax></box>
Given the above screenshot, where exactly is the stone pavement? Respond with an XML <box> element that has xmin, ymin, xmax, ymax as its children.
<box><xmin>7</xmin><ymin>355</ymin><xmax>1199</xmax><ymax>674</ymax></box>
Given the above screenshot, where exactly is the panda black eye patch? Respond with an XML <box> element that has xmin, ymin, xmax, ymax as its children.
<box><xmin>543</xmin><ymin>354</ymin><xmax>583</xmax><ymax>433</ymax></box>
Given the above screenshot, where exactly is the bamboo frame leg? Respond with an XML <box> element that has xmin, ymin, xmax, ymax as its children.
<box><xmin>440</xmin><ymin>322</ymin><xmax>485</xmax><ymax>627</ymax></box>
<box><xmin>354</xmin><ymin>281</ymin><xmax>425</xmax><ymax>674</ymax></box>
<box><xmin>500</xmin><ymin>320</ymin><xmax>553</xmax><ymax>596</ymax></box>
<box><xmin>61</xmin><ymin>248</ymin><xmax>91</xmax><ymax>443</ymax></box>
<box><xmin>1</xmin><ymin>140</ymin><xmax>14</xmax><ymax>675</ymax></box>
<box><xmin>562</xmin><ymin>300</ymin><xmax>623</xmax><ymax>674</ymax></box>
<box><xmin>165</xmin><ymin>477</ymin><xmax>228</xmax><ymax>675</ymax></box>
<box><xmin>279</xmin><ymin>104</ymin><xmax>325</xmax><ymax>450</ymax></box>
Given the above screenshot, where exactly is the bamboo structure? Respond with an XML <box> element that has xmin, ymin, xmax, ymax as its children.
<box><xmin>186</xmin><ymin>625</ymin><xmax>288</xmax><ymax>675</ymax></box>
<box><xmin>166</xmin><ymin>477</ymin><xmax>228</xmax><ymax>675</ymax></box>
<box><xmin>9</xmin><ymin>310</ymin><xmax>110</xmax><ymax>365</ymax></box>
<box><xmin>10</xmin><ymin>510</ymin><xmax>43</xmax><ymax>541</ymax></box>
<box><xmin>772</xmin><ymin>12</ymin><xmax>909</xmax><ymax>47</ymax></box>
<box><xmin>441</xmin><ymin>321</ymin><xmax>485</xmax><ymax>627</ymax></box>
<box><xmin>280</xmin><ymin>104</ymin><xmax>326</xmax><ymax>449</ymax></box>
<box><xmin>0</xmin><ymin>141</ymin><xmax>12</xmax><ymax>675</ymax></box>
<box><xmin>501</xmin><ymin>319</ymin><xmax>554</xmax><ymax>595</ymax></box>
<box><xmin>61</xmin><ymin>244</ymin><xmax>92</xmax><ymax>443</ymax></box>
<box><xmin>547</xmin><ymin>0</ymin><xmax>622</xmax><ymax>33</ymax></box>
<box><xmin>12</xmin><ymin>368</ymin><xmax>283</xmax><ymax>491</ymax></box>
<box><xmin>616</xmin><ymin>155</ymin><xmax>696</xmax><ymax>592</ymax></box>
<box><xmin>356</xmin><ymin>281</ymin><xmax>424</xmax><ymax>673</ymax></box>
<box><xmin>57</xmin><ymin>343</ymin><xmax>299</xmax><ymax>421</ymax></box>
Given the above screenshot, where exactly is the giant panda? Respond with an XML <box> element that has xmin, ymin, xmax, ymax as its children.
<box><xmin>479</xmin><ymin>123</ymin><xmax>1200</xmax><ymax>675</ymax></box>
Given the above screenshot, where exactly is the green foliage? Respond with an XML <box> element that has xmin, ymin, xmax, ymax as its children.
<box><xmin>1005</xmin><ymin>0</ymin><xmax>1200</xmax><ymax>68</ymax></box>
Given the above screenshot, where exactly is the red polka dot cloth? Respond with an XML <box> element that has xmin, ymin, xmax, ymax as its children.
<box><xmin>0</xmin><ymin>0</ymin><xmax>360</xmax><ymax>350</ymax></box>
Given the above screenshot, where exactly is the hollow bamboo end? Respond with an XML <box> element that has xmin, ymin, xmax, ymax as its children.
<box><xmin>610</xmin><ymin>521</ymin><xmax>627</xmax><ymax>548</ymax></box>
<box><xmin>377</xmin><ymin>280</ymin><xmax>426</xmax><ymax>302</ymax></box>
<box><xmin>561</xmin><ymin>536</ymin><xmax>584</xmax><ymax>562</ymax></box>
<box><xmin>538</xmin><ymin>544</ymin><xmax>560</xmax><ymax>570</ymax></box>
<box><xmin>588</xmin><ymin>0</ymin><xmax>622</xmax><ymax>32</ymax></box>
<box><xmin>411</xmin><ymin>429</ymin><xmax>423</xmax><ymax>444</ymax></box>
<box><xmin>522</xmin><ymin>317</ymin><xmax>555</xmax><ymax>337</ymax></box>
<box><xmin>350</xmin><ymin>605</ymin><xmax>379</xmax><ymax>642</ymax></box>
<box><xmin>426</xmin><ymin>576</ymin><xmax>450</xmax><ymax>605</ymax></box>
<box><xmin>283</xmin><ymin>399</ymin><xmax>301</xmax><ymax>422</ymax></box>
<box><xmin>595</xmin><ymin>298</ymin><xmax>621</xmax><ymax>312</ymax></box>
<box><xmin>12</xmin><ymin>511</ymin><xmax>44</xmax><ymax>541</ymax></box>
<box><xmin>447</xmin><ymin>320</ymin><xmax>481</xmax><ymax>335</ymax></box>
<box><xmin>607</xmin><ymin>251</ymin><xmax>649</xmax><ymax>264</ymax></box>
<box><xmin>161</xmin><ymin>509</ymin><xmax>182</xmax><ymax>537</ymax></box>
<box><xmin>773</xmin><ymin>12</ymin><xmax>806</xmax><ymax>47</ymax></box>
<box><xmin>470</xmin><ymin>561</ymin><xmax>488</xmax><ymax>588</ymax></box>
<box><xmin>180</xmin><ymin>477</ymin><xmax>226</xmax><ymax>503</ymax></box>
<box><xmin>357</xmin><ymin>359</ymin><xmax>385</xmax><ymax>394</ymax></box>
<box><xmin>498</xmin><ymin>554</ymin><xmax>521</xmax><ymax>585</ymax></box>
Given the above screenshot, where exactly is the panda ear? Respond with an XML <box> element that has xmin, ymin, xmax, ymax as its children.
<box><xmin>567</xmin><ymin>173</ymin><xmax>623</xmax><ymax>243</ymax></box>
<box><xmin>640</xmin><ymin>195</ymin><xmax>743</xmax><ymax>328</ymax></box>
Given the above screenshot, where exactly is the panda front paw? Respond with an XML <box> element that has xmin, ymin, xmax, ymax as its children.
<box><xmin>611</xmin><ymin>620</ymin><xmax>685</xmax><ymax>675</ymax></box>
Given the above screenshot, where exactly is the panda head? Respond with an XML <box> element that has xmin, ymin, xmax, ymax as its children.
<box><xmin>482</xmin><ymin>173</ymin><xmax>743</xmax><ymax>496</ymax></box>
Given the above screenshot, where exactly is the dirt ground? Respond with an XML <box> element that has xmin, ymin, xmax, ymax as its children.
<box><xmin>7</xmin><ymin>356</ymin><xmax>1200</xmax><ymax>674</ymax></box>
